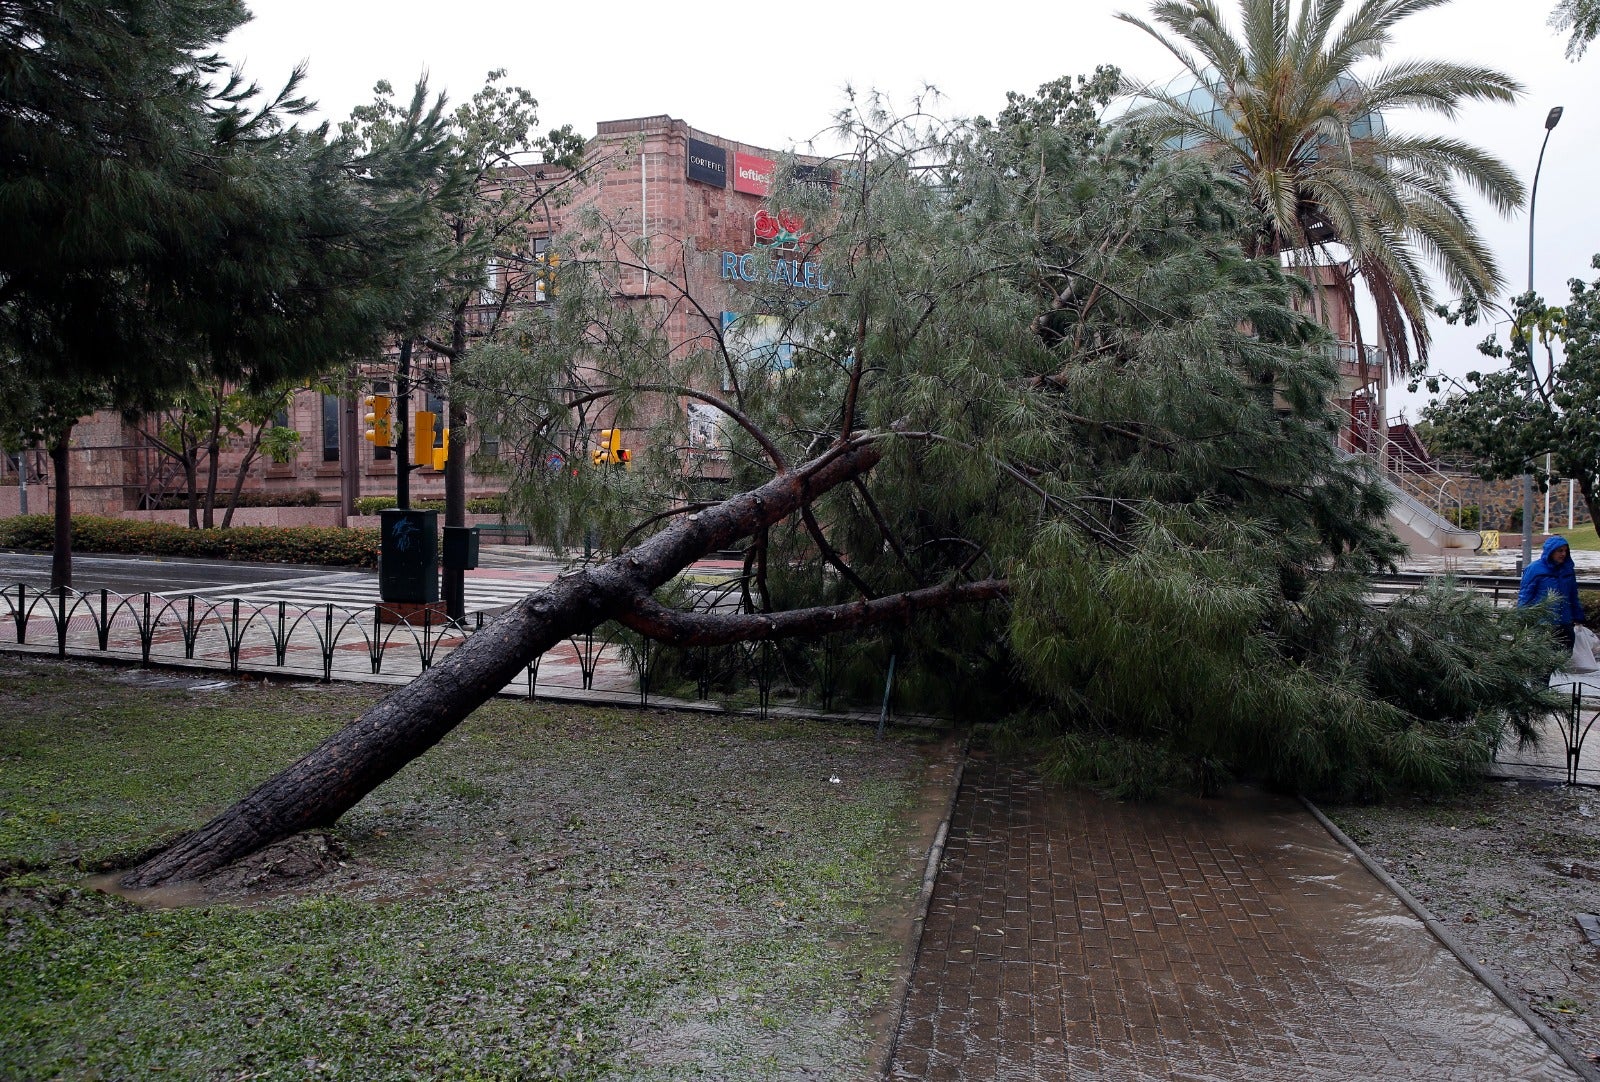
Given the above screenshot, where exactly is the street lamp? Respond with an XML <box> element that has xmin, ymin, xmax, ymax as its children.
<box><xmin>1522</xmin><ymin>105</ymin><xmax>1563</xmax><ymax>570</ymax></box>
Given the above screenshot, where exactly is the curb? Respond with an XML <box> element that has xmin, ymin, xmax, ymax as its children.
<box><xmin>875</xmin><ymin>736</ymin><xmax>969</xmax><ymax>1081</ymax></box>
<box><xmin>1302</xmin><ymin>795</ymin><xmax>1600</xmax><ymax>1082</ymax></box>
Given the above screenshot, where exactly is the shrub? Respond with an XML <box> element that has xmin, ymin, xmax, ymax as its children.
<box><xmin>354</xmin><ymin>495</ymin><xmax>507</xmax><ymax>517</ymax></box>
<box><xmin>1443</xmin><ymin>505</ymin><xmax>1480</xmax><ymax>530</ymax></box>
<box><xmin>144</xmin><ymin>488</ymin><xmax>323</xmax><ymax>511</ymax></box>
<box><xmin>0</xmin><ymin>515</ymin><xmax>379</xmax><ymax>567</ymax></box>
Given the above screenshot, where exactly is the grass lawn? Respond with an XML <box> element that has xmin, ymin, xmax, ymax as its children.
<box><xmin>0</xmin><ymin>655</ymin><xmax>951</xmax><ymax>1080</ymax></box>
<box><xmin>1555</xmin><ymin>521</ymin><xmax>1600</xmax><ymax>551</ymax></box>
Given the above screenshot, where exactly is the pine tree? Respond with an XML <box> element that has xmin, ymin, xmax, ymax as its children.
<box><xmin>1</xmin><ymin>1</ymin><xmax>457</xmax><ymax>584</ymax></box>
<box><xmin>125</xmin><ymin>77</ymin><xmax>1557</xmax><ymax>887</ymax></box>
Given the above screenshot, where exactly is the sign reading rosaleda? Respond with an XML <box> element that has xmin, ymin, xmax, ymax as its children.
<box><xmin>719</xmin><ymin>252</ymin><xmax>831</xmax><ymax>291</ymax></box>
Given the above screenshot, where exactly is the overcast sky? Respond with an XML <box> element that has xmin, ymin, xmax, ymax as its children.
<box><xmin>224</xmin><ymin>0</ymin><xmax>1597</xmax><ymax>417</ymax></box>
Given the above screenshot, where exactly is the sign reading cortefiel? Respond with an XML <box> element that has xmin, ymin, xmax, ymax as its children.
<box><xmin>686</xmin><ymin>138</ymin><xmax>727</xmax><ymax>187</ymax></box>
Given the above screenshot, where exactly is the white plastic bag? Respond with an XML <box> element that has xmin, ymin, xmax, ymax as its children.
<box><xmin>1572</xmin><ymin>625</ymin><xmax>1599</xmax><ymax>674</ymax></box>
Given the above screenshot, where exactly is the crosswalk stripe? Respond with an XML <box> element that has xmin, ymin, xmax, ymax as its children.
<box><xmin>182</xmin><ymin>575</ymin><xmax>554</xmax><ymax>615</ymax></box>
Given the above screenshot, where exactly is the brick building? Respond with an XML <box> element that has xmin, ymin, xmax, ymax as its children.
<box><xmin>0</xmin><ymin>115</ymin><xmax>824</xmax><ymax>523</ymax></box>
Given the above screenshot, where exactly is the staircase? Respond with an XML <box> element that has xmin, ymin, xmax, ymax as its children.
<box><xmin>1332</xmin><ymin>402</ymin><xmax>1481</xmax><ymax>555</ymax></box>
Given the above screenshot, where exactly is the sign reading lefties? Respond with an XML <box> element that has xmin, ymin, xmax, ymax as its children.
<box><xmin>732</xmin><ymin>152</ymin><xmax>774</xmax><ymax>196</ymax></box>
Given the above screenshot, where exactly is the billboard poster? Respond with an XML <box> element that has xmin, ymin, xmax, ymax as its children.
<box><xmin>687</xmin><ymin>138</ymin><xmax>728</xmax><ymax>188</ymax></box>
<box><xmin>686</xmin><ymin>402</ymin><xmax>724</xmax><ymax>450</ymax></box>
<box><xmin>721</xmin><ymin>311</ymin><xmax>795</xmax><ymax>385</ymax></box>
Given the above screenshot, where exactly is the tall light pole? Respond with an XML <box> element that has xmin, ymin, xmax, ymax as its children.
<box><xmin>1522</xmin><ymin>104</ymin><xmax>1564</xmax><ymax>570</ymax></box>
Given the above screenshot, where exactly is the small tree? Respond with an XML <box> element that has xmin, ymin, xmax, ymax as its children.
<box><xmin>342</xmin><ymin>73</ymin><xmax>587</xmax><ymax>618</ymax></box>
<box><xmin>132</xmin><ymin>379</ymin><xmax>302</xmax><ymax>528</ymax></box>
<box><xmin>0</xmin><ymin>361</ymin><xmax>110</xmax><ymax>589</ymax></box>
<box><xmin>1420</xmin><ymin>255</ymin><xmax>1600</xmax><ymax>529</ymax></box>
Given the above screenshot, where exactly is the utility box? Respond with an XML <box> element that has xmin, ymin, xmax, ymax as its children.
<box><xmin>378</xmin><ymin>509</ymin><xmax>439</xmax><ymax>603</ymax></box>
<box><xmin>442</xmin><ymin>525</ymin><xmax>480</xmax><ymax>571</ymax></box>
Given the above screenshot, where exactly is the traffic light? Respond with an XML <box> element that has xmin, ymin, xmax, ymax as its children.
<box><xmin>362</xmin><ymin>394</ymin><xmax>392</xmax><ymax>447</ymax></box>
<box><xmin>593</xmin><ymin>428</ymin><xmax>624</xmax><ymax>465</ymax></box>
<box><xmin>534</xmin><ymin>249</ymin><xmax>559</xmax><ymax>301</ymax></box>
<box><xmin>412</xmin><ymin>410</ymin><xmax>436</xmax><ymax>466</ymax></box>
<box><xmin>432</xmin><ymin>428</ymin><xmax>450</xmax><ymax>472</ymax></box>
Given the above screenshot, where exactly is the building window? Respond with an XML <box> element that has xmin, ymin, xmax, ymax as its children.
<box><xmin>322</xmin><ymin>394</ymin><xmax>340</xmax><ymax>462</ymax></box>
<box><xmin>480</xmin><ymin>431</ymin><xmax>499</xmax><ymax>459</ymax></box>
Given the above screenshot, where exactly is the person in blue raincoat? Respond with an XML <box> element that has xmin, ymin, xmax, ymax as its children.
<box><xmin>1518</xmin><ymin>535</ymin><xmax>1586</xmax><ymax>651</ymax></box>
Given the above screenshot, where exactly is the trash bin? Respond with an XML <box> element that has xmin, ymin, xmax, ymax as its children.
<box><xmin>378</xmin><ymin>509</ymin><xmax>439</xmax><ymax>603</ymax></box>
<box><xmin>442</xmin><ymin>525</ymin><xmax>480</xmax><ymax>571</ymax></box>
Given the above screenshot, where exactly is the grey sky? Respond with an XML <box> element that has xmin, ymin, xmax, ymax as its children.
<box><xmin>227</xmin><ymin>0</ymin><xmax>1597</xmax><ymax>416</ymax></box>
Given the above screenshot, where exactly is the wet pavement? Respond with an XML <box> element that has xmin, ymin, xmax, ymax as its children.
<box><xmin>888</xmin><ymin>757</ymin><xmax>1577</xmax><ymax>1081</ymax></box>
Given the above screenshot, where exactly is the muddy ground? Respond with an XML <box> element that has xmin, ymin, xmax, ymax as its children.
<box><xmin>0</xmin><ymin>655</ymin><xmax>957</xmax><ymax>1080</ymax></box>
<box><xmin>1329</xmin><ymin>780</ymin><xmax>1600</xmax><ymax>1066</ymax></box>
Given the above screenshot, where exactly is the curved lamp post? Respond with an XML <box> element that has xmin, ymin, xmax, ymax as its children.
<box><xmin>1522</xmin><ymin>105</ymin><xmax>1564</xmax><ymax>570</ymax></box>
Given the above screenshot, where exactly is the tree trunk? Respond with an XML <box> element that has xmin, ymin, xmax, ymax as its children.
<box><xmin>1578</xmin><ymin>475</ymin><xmax>1600</xmax><ymax>541</ymax></box>
<box><xmin>48</xmin><ymin>436</ymin><xmax>72</xmax><ymax>591</ymax></box>
<box><xmin>220</xmin><ymin>438</ymin><xmax>262</xmax><ymax>530</ymax></box>
<box><xmin>202</xmin><ymin>437</ymin><xmax>221</xmax><ymax>530</ymax></box>
<box><xmin>184</xmin><ymin>457</ymin><xmax>199</xmax><ymax>530</ymax></box>
<box><xmin>123</xmin><ymin>440</ymin><xmax>885</xmax><ymax>887</ymax></box>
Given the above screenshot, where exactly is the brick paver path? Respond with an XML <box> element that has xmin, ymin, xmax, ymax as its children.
<box><xmin>889</xmin><ymin>758</ymin><xmax>1575</xmax><ymax>1081</ymax></box>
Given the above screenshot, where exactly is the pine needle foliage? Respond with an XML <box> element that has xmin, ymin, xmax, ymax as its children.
<box><xmin>456</xmin><ymin>73</ymin><xmax>1557</xmax><ymax>799</ymax></box>
<box><xmin>0</xmin><ymin>0</ymin><xmax>458</xmax><ymax>397</ymax></box>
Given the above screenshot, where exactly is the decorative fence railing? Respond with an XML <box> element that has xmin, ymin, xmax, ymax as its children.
<box><xmin>0</xmin><ymin>581</ymin><xmax>905</xmax><ymax>724</ymax></box>
<box><xmin>5</xmin><ymin>577</ymin><xmax>1597</xmax><ymax>784</ymax></box>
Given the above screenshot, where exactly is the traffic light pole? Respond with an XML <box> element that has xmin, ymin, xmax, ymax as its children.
<box><xmin>395</xmin><ymin>339</ymin><xmax>413</xmax><ymax>511</ymax></box>
<box><xmin>443</xmin><ymin>310</ymin><xmax>468</xmax><ymax>622</ymax></box>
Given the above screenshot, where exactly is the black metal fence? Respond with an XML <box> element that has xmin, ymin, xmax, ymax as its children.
<box><xmin>0</xmin><ymin>582</ymin><xmax>903</xmax><ymax>723</ymax></box>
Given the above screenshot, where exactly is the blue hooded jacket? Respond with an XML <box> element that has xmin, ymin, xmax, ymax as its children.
<box><xmin>1518</xmin><ymin>535</ymin><xmax>1586</xmax><ymax>625</ymax></box>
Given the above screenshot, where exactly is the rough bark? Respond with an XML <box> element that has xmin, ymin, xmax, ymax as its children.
<box><xmin>123</xmin><ymin>438</ymin><xmax>889</xmax><ymax>887</ymax></box>
<box><xmin>48</xmin><ymin>438</ymin><xmax>71</xmax><ymax>590</ymax></box>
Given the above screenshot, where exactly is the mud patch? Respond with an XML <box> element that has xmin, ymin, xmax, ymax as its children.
<box><xmin>200</xmin><ymin>831</ymin><xmax>350</xmax><ymax>894</ymax></box>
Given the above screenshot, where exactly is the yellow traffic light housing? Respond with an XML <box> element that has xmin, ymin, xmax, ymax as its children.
<box><xmin>594</xmin><ymin>428</ymin><xmax>624</xmax><ymax>465</ymax></box>
<box><xmin>412</xmin><ymin>410</ymin><xmax>436</xmax><ymax>466</ymax></box>
<box><xmin>432</xmin><ymin>428</ymin><xmax>450</xmax><ymax>472</ymax></box>
<box><xmin>362</xmin><ymin>394</ymin><xmax>392</xmax><ymax>447</ymax></box>
<box><xmin>534</xmin><ymin>249</ymin><xmax>559</xmax><ymax>301</ymax></box>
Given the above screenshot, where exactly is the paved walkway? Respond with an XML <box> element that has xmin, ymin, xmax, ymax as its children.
<box><xmin>889</xmin><ymin>757</ymin><xmax>1578</xmax><ymax>1081</ymax></box>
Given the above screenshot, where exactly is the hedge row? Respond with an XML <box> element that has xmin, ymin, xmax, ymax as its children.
<box><xmin>353</xmin><ymin>495</ymin><xmax>507</xmax><ymax>517</ymax></box>
<box><xmin>144</xmin><ymin>488</ymin><xmax>323</xmax><ymax>511</ymax></box>
<box><xmin>0</xmin><ymin>515</ymin><xmax>379</xmax><ymax>567</ymax></box>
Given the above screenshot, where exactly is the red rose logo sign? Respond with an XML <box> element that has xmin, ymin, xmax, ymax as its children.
<box><xmin>752</xmin><ymin>210</ymin><xmax>810</xmax><ymax>251</ymax></box>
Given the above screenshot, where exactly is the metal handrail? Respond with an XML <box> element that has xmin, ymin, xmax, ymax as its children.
<box><xmin>1328</xmin><ymin>397</ymin><xmax>1468</xmax><ymax>526</ymax></box>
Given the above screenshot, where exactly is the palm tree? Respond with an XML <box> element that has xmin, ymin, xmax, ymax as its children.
<box><xmin>1120</xmin><ymin>0</ymin><xmax>1525</xmax><ymax>377</ymax></box>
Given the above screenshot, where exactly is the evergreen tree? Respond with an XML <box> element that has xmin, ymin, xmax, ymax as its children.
<box><xmin>1</xmin><ymin>1</ymin><xmax>457</xmax><ymax>581</ymax></box>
